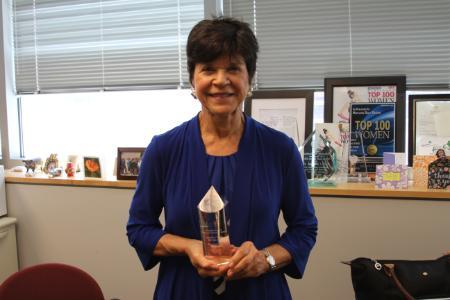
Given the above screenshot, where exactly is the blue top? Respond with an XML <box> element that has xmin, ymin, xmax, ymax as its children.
<box><xmin>207</xmin><ymin>153</ymin><xmax>237</xmax><ymax>205</ymax></box>
<box><xmin>127</xmin><ymin>114</ymin><xmax>318</xmax><ymax>300</ymax></box>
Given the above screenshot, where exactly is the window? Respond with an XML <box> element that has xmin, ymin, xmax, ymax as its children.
<box><xmin>12</xmin><ymin>0</ymin><xmax>203</xmax><ymax>93</ymax></box>
<box><xmin>3</xmin><ymin>0</ymin><xmax>204</xmax><ymax>167</ymax></box>
<box><xmin>20</xmin><ymin>89</ymin><xmax>201</xmax><ymax>175</ymax></box>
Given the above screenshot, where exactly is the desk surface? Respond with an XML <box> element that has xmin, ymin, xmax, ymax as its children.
<box><xmin>5</xmin><ymin>170</ymin><xmax>135</xmax><ymax>189</ymax></box>
<box><xmin>5</xmin><ymin>170</ymin><xmax>450</xmax><ymax>199</ymax></box>
<box><xmin>309</xmin><ymin>183</ymin><xmax>449</xmax><ymax>200</ymax></box>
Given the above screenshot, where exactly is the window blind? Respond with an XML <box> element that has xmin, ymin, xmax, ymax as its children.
<box><xmin>224</xmin><ymin>0</ymin><xmax>450</xmax><ymax>89</ymax></box>
<box><xmin>12</xmin><ymin>0</ymin><xmax>204</xmax><ymax>93</ymax></box>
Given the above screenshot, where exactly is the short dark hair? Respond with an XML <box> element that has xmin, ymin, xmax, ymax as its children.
<box><xmin>186</xmin><ymin>17</ymin><xmax>259</xmax><ymax>85</ymax></box>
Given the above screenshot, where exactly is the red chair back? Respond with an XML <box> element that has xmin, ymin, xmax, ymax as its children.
<box><xmin>0</xmin><ymin>263</ymin><xmax>105</xmax><ymax>300</ymax></box>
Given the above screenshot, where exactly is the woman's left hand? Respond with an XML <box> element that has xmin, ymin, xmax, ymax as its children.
<box><xmin>225</xmin><ymin>241</ymin><xmax>268</xmax><ymax>280</ymax></box>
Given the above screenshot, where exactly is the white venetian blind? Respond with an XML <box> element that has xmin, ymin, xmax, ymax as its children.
<box><xmin>224</xmin><ymin>0</ymin><xmax>450</xmax><ymax>89</ymax></box>
<box><xmin>12</xmin><ymin>0</ymin><xmax>204</xmax><ymax>93</ymax></box>
<box><xmin>350</xmin><ymin>0</ymin><xmax>450</xmax><ymax>87</ymax></box>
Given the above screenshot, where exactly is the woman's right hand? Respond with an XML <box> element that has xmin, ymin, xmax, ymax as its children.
<box><xmin>185</xmin><ymin>239</ymin><xmax>230</xmax><ymax>277</ymax></box>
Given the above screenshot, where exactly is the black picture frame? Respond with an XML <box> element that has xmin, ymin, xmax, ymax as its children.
<box><xmin>408</xmin><ymin>94</ymin><xmax>450</xmax><ymax>166</ymax></box>
<box><xmin>117</xmin><ymin>147</ymin><xmax>145</xmax><ymax>180</ymax></box>
<box><xmin>324</xmin><ymin>76</ymin><xmax>406</xmax><ymax>153</ymax></box>
<box><xmin>244</xmin><ymin>90</ymin><xmax>314</xmax><ymax>147</ymax></box>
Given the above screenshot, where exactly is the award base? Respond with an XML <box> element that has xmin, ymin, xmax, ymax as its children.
<box><xmin>307</xmin><ymin>179</ymin><xmax>336</xmax><ymax>187</ymax></box>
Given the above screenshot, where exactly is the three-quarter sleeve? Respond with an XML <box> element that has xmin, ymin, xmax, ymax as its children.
<box><xmin>127</xmin><ymin>136</ymin><xmax>166</xmax><ymax>270</ymax></box>
<box><xmin>277</xmin><ymin>140</ymin><xmax>318</xmax><ymax>279</ymax></box>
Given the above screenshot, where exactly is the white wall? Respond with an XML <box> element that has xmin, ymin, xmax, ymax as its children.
<box><xmin>6</xmin><ymin>184</ymin><xmax>155</xmax><ymax>300</ymax></box>
<box><xmin>291</xmin><ymin>196</ymin><xmax>450</xmax><ymax>299</ymax></box>
<box><xmin>6</xmin><ymin>183</ymin><xmax>450</xmax><ymax>300</ymax></box>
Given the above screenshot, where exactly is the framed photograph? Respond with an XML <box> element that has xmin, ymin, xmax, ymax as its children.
<box><xmin>83</xmin><ymin>156</ymin><xmax>101</xmax><ymax>178</ymax></box>
<box><xmin>408</xmin><ymin>94</ymin><xmax>450</xmax><ymax>166</ymax></box>
<box><xmin>244</xmin><ymin>90</ymin><xmax>314</xmax><ymax>147</ymax></box>
<box><xmin>324</xmin><ymin>76</ymin><xmax>406</xmax><ymax>152</ymax></box>
<box><xmin>117</xmin><ymin>147</ymin><xmax>145</xmax><ymax>180</ymax></box>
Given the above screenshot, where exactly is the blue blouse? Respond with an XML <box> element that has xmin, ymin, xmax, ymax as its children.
<box><xmin>207</xmin><ymin>153</ymin><xmax>237</xmax><ymax>209</ymax></box>
<box><xmin>127</xmin><ymin>115</ymin><xmax>318</xmax><ymax>300</ymax></box>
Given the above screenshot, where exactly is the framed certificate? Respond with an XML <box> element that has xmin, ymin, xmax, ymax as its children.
<box><xmin>244</xmin><ymin>90</ymin><xmax>314</xmax><ymax>147</ymax></box>
<box><xmin>408</xmin><ymin>94</ymin><xmax>450</xmax><ymax>166</ymax></box>
<box><xmin>324</xmin><ymin>76</ymin><xmax>406</xmax><ymax>152</ymax></box>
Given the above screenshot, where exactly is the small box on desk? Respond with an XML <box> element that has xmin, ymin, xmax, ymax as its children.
<box><xmin>383</xmin><ymin>152</ymin><xmax>406</xmax><ymax>165</ymax></box>
<box><xmin>375</xmin><ymin>164</ymin><xmax>408</xmax><ymax>189</ymax></box>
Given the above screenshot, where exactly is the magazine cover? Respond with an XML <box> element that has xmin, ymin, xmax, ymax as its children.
<box><xmin>333</xmin><ymin>85</ymin><xmax>397</xmax><ymax>123</ymax></box>
<box><xmin>350</xmin><ymin>103</ymin><xmax>395</xmax><ymax>173</ymax></box>
<box><xmin>313</xmin><ymin>123</ymin><xmax>349</xmax><ymax>183</ymax></box>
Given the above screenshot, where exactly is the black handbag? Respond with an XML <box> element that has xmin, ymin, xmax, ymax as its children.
<box><xmin>343</xmin><ymin>254</ymin><xmax>450</xmax><ymax>300</ymax></box>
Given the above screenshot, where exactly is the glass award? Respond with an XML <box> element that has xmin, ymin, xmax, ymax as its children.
<box><xmin>301</xmin><ymin>123</ymin><xmax>351</xmax><ymax>186</ymax></box>
<box><xmin>198</xmin><ymin>186</ymin><xmax>233</xmax><ymax>265</ymax></box>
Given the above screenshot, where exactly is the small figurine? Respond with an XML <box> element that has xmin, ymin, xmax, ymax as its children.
<box><xmin>65</xmin><ymin>162</ymin><xmax>75</xmax><ymax>177</ymax></box>
<box><xmin>48</xmin><ymin>167</ymin><xmax>63</xmax><ymax>178</ymax></box>
<box><xmin>22</xmin><ymin>158</ymin><xmax>42</xmax><ymax>177</ymax></box>
<box><xmin>43</xmin><ymin>154</ymin><xmax>59</xmax><ymax>174</ymax></box>
<box><xmin>67</xmin><ymin>155</ymin><xmax>81</xmax><ymax>173</ymax></box>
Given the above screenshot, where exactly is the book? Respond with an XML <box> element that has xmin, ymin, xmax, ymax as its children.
<box><xmin>383</xmin><ymin>152</ymin><xmax>406</xmax><ymax>165</ymax></box>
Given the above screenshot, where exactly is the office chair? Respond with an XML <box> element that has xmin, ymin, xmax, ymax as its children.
<box><xmin>0</xmin><ymin>262</ymin><xmax>105</xmax><ymax>300</ymax></box>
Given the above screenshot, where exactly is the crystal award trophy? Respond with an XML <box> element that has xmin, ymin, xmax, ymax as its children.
<box><xmin>198</xmin><ymin>186</ymin><xmax>233</xmax><ymax>265</ymax></box>
<box><xmin>301</xmin><ymin>123</ymin><xmax>351</xmax><ymax>186</ymax></box>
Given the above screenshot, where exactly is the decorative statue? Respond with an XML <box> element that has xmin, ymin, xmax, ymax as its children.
<box><xmin>22</xmin><ymin>158</ymin><xmax>42</xmax><ymax>177</ymax></box>
<box><xmin>43</xmin><ymin>154</ymin><xmax>59</xmax><ymax>174</ymax></box>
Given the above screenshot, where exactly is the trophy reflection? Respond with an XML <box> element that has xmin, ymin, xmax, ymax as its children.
<box><xmin>198</xmin><ymin>186</ymin><xmax>233</xmax><ymax>265</ymax></box>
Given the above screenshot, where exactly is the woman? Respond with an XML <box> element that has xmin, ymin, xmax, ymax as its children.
<box><xmin>127</xmin><ymin>17</ymin><xmax>318</xmax><ymax>299</ymax></box>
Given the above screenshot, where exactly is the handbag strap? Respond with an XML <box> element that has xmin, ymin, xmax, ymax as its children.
<box><xmin>383</xmin><ymin>263</ymin><xmax>416</xmax><ymax>300</ymax></box>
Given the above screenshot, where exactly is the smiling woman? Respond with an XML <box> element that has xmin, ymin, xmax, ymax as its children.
<box><xmin>126</xmin><ymin>17</ymin><xmax>318</xmax><ymax>300</ymax></box>
<box><xmin>193</xmin><ymin>55</ymin><xmax>249</xmax><ymax>118</ymax></box>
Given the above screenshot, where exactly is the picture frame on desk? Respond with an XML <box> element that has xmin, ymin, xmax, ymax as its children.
<box><xmin>244</xmin><ymin>90</ymin><xmax>314</xmax><ymax>147</ymax></box>
<box><xmin>83</xmin><ymin>156</ymin><xmax>101</xmax><ymax>178</ymax></box>
<box><xmin>408</xmin><ymin>94</ymin><xmax>450</xmax><ymax>166</ymax></box>
<box><xmin>117</xmin><ymin>147</ymin><xmax>145</xmax><ymax>180</ymax></box>
<box><xmin>324</xmin><ymin>76</ymin><xmax>406</xmax><ymax>153</ymax></box>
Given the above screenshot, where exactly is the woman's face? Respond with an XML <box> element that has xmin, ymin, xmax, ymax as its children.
<box><xmin>192</xmin><ymin>55</ymin><xmax>250</xmax><ymax>117</ymax></box>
